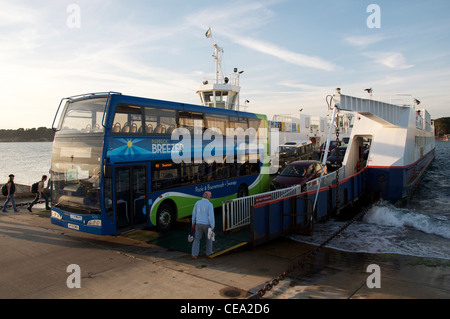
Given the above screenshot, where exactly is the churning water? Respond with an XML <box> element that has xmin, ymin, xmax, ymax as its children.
<box><xmin>289</xmin><ymin>141</ymin><xmax>450</xmax><ymax>260</ymax></box>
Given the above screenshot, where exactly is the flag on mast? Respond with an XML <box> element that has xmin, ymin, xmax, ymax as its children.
<box><xmin>205</xmin><ymin>27</ymin><xmax>212</xmax><ymax>38</ymax></box>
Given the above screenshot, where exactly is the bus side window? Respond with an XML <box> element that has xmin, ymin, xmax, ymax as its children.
<box><xmin>145</xmin><ymin>107</ymin><xmax>176</xmax><ymax>135</ymax></box>
<box><xmin>229</xmin><ymin>116</ymin><xmax>249</xmax><ymax>131</ymax></box>
<box><xmin>248</xmin><ymin>119</ymin><xmax>262</xmax><ymax>136</ymax></box>
<box><xmin>112</xmin><ymin>113</ymin><xmax>128</xmax><ymax>134</ymax></box>
<box><xmin>178</xmin><ymin>111</ymin><xmax>204</xmax><ymax>135</ymax></box>
<box><xmin>112</xmin><ymin>105</ymin><xmax>143</xmax><ymax>134</ymax></box>
<box><xmin>180</xmin><ymin>161</ymin><xmax>195</xmax><ymax>185</ymax></box>
<box><xmin>205</xmin><ymin>114</ymin><xmax>228</xmax><ymax>135</ymax></box>
<box><xmin>151</xmin><ymin>161</ymin><xmax>180</xmax><ymax>191</ymax></box>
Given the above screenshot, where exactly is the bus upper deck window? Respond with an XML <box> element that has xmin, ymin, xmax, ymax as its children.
<box><xmin>144</xmin><ymin>107</ymin><xmax>176</xmax><ymax>135</ymax></box>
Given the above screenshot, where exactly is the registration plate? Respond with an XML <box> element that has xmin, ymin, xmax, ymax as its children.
<box><xmin>70</xmin><ymin>214</ymin><xmax>82</xmax><ymax>221</ymax></box>
<box><xmin>68</xmin><ymin>223</ymin><xmax>80</xmax><ymax>230</ymax></box>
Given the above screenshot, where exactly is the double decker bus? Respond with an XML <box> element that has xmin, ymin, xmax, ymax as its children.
<box><xmin>50</xmin><ymin>92</ymin><xmax>270</xmax><ymax>235</ymax></box>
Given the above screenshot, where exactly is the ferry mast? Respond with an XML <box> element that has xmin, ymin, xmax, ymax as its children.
<box><xmin>197</xmin><ymin>29</ymin><xmax>243</xmax><ymax>111</ymax></box>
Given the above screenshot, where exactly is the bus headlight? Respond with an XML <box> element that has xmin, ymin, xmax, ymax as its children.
<box><xmin>51</xmin><ymin>211</ymin><xmax>62</xmax><ymax>220</ymax></box>
<box><xmin>87</xmin><ymin>219</ymin><xmax>102</xmax><ymax>227</ymax></box>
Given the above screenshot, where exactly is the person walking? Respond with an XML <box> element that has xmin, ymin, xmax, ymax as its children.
<box><xmin>27</xmin><ymin>175</ymin><xmax>50</xmax><ymax>212</ymax></box>
<box><xmin>2</xmin><ymin>174</ymin><xmax>18</xmax><ymax>213</ymax></box>
<box><xmin>191</xmin><ymin>191</ymin><xmax>215</xmax><ymax>259</ymax></box>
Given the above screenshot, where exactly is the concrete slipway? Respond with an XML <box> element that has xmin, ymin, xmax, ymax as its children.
<box><xmin>0</xmin><ymin>204</ymin><xmax>449</xmax><ymax>302</ymax></box>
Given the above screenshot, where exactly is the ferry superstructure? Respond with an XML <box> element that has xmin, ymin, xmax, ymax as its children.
<box><xmin>333</xmin><ymin>91</ymin><xmax>435</xmax><ymax>204</ymax></box>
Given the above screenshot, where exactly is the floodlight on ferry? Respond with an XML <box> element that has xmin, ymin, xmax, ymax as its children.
<box><xmin>203</xmin><ymin>80</ymin><xmax>208</xmax><ymax>85</ymax></box>
<box><xmin>414</xmin><ymin>98</ymin><xmax>421</xmax><ymax>105</ymax></box>
<box><xmin>365</xmin><ymin>88</ymin><xmax>373</xmax><ymax>94</ymax></box>
<box><xmin>224</xmin><ymin>77</ymin><xmax>229</xmax><ymax>84</ymax></box>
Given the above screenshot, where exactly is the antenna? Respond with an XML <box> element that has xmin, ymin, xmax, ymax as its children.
<box><xmin>212</xmin><ymin>42</ymin><xmax>224</xmax><ymax>84</ymax></box>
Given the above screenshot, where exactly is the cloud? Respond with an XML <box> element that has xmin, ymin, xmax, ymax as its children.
<box><xmin>278</xmin><ymin>82</ymin><xmax>328</xmax><ymax>92</ymax></box>
<box><xmin>364</xmin><ymin>52</ymin><xmax>414</xmax><ymax>70</ymax></box>
<box><xmin>185</xmin><ymin>0</ymin><xmax>336</xmax><ymax>71</ymax></box>
<box><xmin>0</xmin><ymin>2</ymin><xmax>41</xmax><ymax>27</ymax></box>
<box><xmin>184</xmin><ymin>1</ymin><xmax>276</xmax><ymax>31</ymax></box>
<box><xmin>344</xmin><ymin>34</ymin><xmax>387</xmax><ymax>47</ymax></box>
<box><xmin>229</xmin><ymin>36</ymin><xmax>337</xmax><ymax>71</ymax></box>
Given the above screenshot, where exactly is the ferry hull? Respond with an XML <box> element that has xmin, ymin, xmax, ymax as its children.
<box><xmin>367</xmin><ymin>148</ymin><xmax>435</xmax><ymax>204</ymax></box>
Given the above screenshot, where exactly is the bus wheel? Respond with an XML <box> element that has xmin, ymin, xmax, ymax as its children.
<box><xmin>157</xmin><ymin>202</ymin><xmax>175</xmax><ymax>231</ymax></box>
<box><xmin>237</xmin><ymin>185</ymin><xmax>248</xmax><ymax>198</ymax></box>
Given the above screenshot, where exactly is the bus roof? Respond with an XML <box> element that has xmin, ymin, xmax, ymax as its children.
<box><xmin>64</xmin><ymin>91</ymin><xmax>266</xmax><ymax>120</ymax></box>
<box><xmin>116</xmin><ymin>94</ymin><xmax>265</xmax><ymax>119</ymax></box>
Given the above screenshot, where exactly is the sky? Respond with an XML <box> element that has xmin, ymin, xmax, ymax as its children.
<box><xmin>1</xmin><ymin>0</ymin><xmax>449</xmax><ymax>129</ymax></box>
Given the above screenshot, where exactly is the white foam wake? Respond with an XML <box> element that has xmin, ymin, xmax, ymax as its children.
<box><xmin>363</xmin><ymin>202</ymin><xmax>450</xmax><ymax>239</ymax></box>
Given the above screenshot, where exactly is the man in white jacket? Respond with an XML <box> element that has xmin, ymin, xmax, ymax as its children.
<box><xmin>191</xmin><ymin>191</ymin><xmax>215</xmax><ymax>259</ymax></box>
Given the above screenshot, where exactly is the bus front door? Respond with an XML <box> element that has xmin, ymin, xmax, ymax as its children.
<box><xmin>115</xmin><ymin>165</ymin><xmax>147</xmax><ymax>231</ymax></box>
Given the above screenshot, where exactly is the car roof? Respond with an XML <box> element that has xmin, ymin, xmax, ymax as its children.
<box><xmin>280</xmin><ymin>140</ymin><xmax>312</xmax><ymax>147</ymax></box>
<box><xmin>288</xmin><ymin>160</ymin><xmax>321</xmax><ymax>166</ymax></box>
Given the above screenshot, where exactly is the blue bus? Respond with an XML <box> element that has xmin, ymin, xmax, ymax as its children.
<box><xmin>50</xmin><ymin>92</ymin><xmax>270</xmax><ymax>235</ymax></box>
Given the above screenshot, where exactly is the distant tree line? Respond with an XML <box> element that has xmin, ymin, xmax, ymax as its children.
<box><xmin>0</xmin><ymin>127</ymin><xmax>54</xmax><ymax>142</ymax></box>
<box><xmin>434</xmin><ymin>117</ymin><xmax>450</xmax><ymax>137</ymax></box>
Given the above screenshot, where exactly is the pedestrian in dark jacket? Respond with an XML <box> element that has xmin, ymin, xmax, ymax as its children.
<box><xmin>2</xmin><ymin>174</ymin><xmax>18</xmax><ymax>212</ymax></box>
<box><xmin>28</xmin><ymin>175</ymin><xmax>50</xmax><ymax>212</ymax></box>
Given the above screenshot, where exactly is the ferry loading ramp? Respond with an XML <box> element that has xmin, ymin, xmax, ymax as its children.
<box><xmin>121</xmin><ymin>208</ymin><xmax>250</xmax><ymax>258</ymax></box>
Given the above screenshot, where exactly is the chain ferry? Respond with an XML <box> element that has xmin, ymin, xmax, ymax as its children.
<box><xmin>330</xmin><ymin>89</ymin><xmax>435</xmax><ymax>204</ymax></box>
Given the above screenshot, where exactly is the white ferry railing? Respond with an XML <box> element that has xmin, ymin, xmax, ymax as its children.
<box><xmin>222</xmin><ymin>184</ymin><xmax>302</xmax><ymax>232</ymax></box>
<box><xmin>305</xmin><ymin>167</ymin><xmax>346</xmax><ymax>192</ymax></box>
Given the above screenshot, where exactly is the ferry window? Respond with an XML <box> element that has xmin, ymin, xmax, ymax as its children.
<box><xmin>215</xmin><ymin>91</ymin><xmax>227</xmax><ymax>102</ymax></box>
<box><xmin>111</xmin><ymin>105</ymin><xmax>143</xmax><ymax>134</ymax></box>
<box><xmin>144</xmin><ymin>107</ymin><xmax>176</xmax><ymax>135</ymax></box>
<box><xmin>203</xmin><ymin>92</ymin><xmax>212</xmax><ymax>103</ymax></box>
<box><xmin>215</xmin><ymin>92</ymin><xmax>227</xmax><ymax>108</ymax></box>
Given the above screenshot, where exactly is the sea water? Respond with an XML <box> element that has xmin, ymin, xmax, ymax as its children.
<box><xmin>289</xmin><ymin>141</ymin><xmax>450</xmax><ymax>260</ymax></box>
<box><xmin>0</xmin><ymin>142</ymin><xmax>52</xmax><ymax>187</ymax></box>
